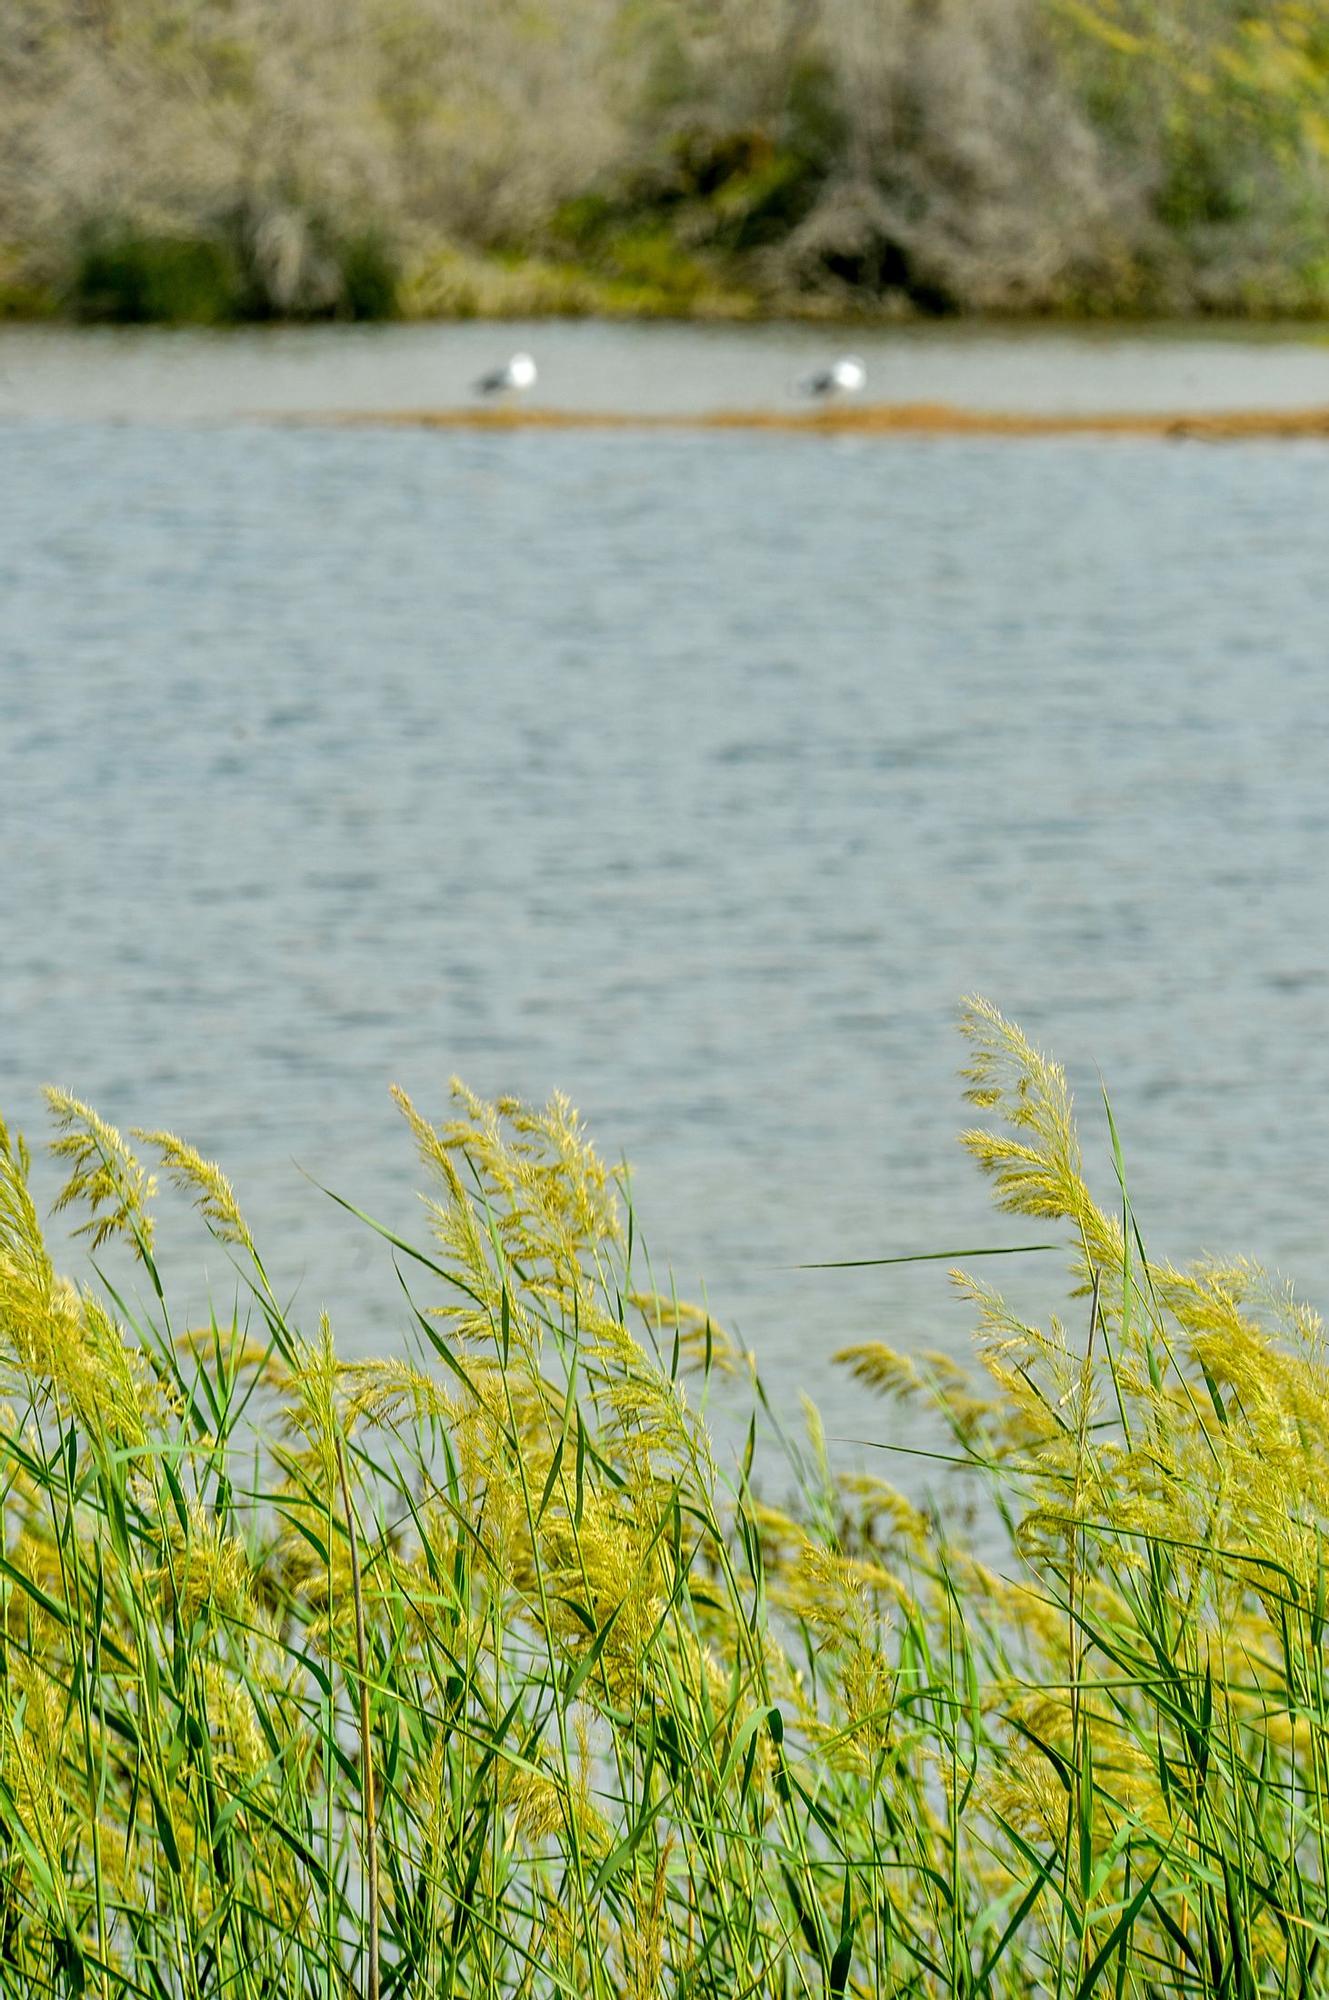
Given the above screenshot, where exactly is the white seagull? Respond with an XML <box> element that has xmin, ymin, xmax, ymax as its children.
<box><xmin>796</xmin><ymin>354</ymin><xmax>867</xmax><ymax>399</ymax></box>
<box><xmin>473</xmin><ymin>352</ymin><xmax>538</xmax><ymax>397</ymax></box>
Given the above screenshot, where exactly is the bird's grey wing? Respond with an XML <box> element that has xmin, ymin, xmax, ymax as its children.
<box><xmin>473</xmin><ymin>369</ymin><xmax>506</xmax><ymax>393</ymax></box>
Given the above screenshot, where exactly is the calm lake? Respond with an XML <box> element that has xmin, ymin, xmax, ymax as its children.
<box><xmin>3</xmin><ymin>320</ymin><xmax>1328</xmax><ymax>1475</ymax></box>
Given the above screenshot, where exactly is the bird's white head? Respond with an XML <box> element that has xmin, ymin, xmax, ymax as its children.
<box><xmin>508</xmin><ymin>352</ymin><xmax>537</xmax><ymax>389</ymax></box>
<box><xmin>832</xmin><ymin>355</ymin><xmax>867</xmax><ymax>393</ymax></box>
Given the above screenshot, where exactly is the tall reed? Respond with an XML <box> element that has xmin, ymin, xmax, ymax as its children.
<box><xmin>0</xmin><ymin>1001</ymin><xmax>1325</xmax><ymax>1995</ymax></box>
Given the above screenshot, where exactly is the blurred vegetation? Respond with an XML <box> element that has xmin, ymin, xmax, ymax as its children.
<box><xmin>68</xmin><ymin>223</ymin><xmax>399</xmax><ymax>324</ymax></box>
<box><xmin>2</xmin><ymin>0</ymin><xmax>1329</xmax><ymax>322</ymax></box>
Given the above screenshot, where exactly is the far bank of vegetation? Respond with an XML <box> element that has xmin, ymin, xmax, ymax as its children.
<box><xmin>2</xmin><ymin>1001</ymin><xmax>1329</xmax><ymax>1994</ymax></box>
<box><xmin>3</xmin><ymin>0</ymin><xmax>1329</xmax><ymax>326</ymax></box>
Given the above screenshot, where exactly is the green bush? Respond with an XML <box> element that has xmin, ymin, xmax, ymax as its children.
<box><xmin>68</xmin><ymin>220</ymin><xmax>399</xmax><ymax>325</ymax></box>
<box><xmin>71</xmin><ymin>230</ymin><xmax>243</xmax><ymax>324</ymax></box>
<box><xmin>337</xmin><ymin>230</ymin><xmax>400</xmax><ymax>320</ymax></box>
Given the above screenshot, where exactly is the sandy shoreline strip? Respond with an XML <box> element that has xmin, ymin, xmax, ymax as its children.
<box><xmin>315</xmin><ymin>401</ymin><xmax>1329</xmax><ymax>439</ymax></box>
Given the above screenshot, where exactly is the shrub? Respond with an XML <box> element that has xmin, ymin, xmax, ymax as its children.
<box><xmin>337</xmin><ymin>230</ymin><xmax>400</xmax><ymax>321</ymax></box>
<box><xmin>71</xmin><ymin>229</ymin><xmax>242</xmax><ymax>325</ymax></box>
<box><xmin>67</xmin><ymin>216</ymin><xmax>400</xmax><ymax>326</ymax></box>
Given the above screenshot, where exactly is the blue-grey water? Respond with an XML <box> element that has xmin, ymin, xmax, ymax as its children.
<box><xmin>2</xmin><ymin>323</ymin><xmax>1328</xmax><ymax>1475</ymax></box>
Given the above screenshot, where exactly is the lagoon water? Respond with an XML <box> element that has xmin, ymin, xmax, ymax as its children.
<box><xmin>2</xmin><ymin>320</ymin><xmax>1328</xmax><ymax>1477</ymax></box>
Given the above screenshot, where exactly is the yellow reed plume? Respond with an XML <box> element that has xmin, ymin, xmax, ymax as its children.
<box><xmin>46</xmin><ymin>1090</ymin><xmax>156</xmax><ymax>1256</ymax></box>
<box><xmin>137</xmin><ymin>1128</ymin><xmax>254</xmax><ymax>1250</ymax></box>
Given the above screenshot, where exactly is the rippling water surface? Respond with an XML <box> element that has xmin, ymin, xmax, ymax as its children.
<box><xmin>3</xmin><ymin>324</ymin><xmax>1328</xmax><ymax>1469</ymax></box>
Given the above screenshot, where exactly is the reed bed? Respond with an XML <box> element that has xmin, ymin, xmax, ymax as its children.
<box><xmin>1</xmin><ymin>999</ymin><xmax>1326</xmax><ymax>1995</ymax></box>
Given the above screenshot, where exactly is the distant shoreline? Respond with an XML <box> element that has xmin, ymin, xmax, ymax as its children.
<box><xmin>9</xmin><ymin>293</ymin><xmax>1329</xmax><ymax>334</ymax></box>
